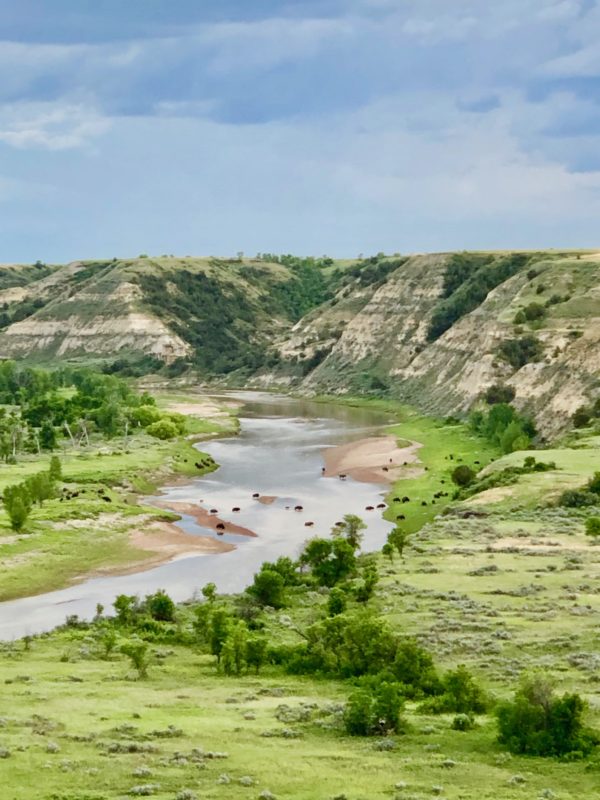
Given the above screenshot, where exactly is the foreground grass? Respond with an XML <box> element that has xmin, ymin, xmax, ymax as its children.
<box><xmin>1</xmin><ymin>627</ymin><xmax>599</xmax><ymax>800</ymax></box>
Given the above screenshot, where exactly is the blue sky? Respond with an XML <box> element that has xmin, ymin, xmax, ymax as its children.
<box><xmin>0</xmin><ymin>0</ymin><xmax>599</xmax><ymax>262</ymax></box>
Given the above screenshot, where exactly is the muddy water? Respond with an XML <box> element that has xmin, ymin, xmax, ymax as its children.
<box><xmin>0</xmin><ymin>392</ymin><xmax>396</xmax><ymax>639</ymax></box>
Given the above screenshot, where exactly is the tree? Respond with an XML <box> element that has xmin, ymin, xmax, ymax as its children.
<box><xmin>451</xmin><ymin>465</ymin><xmax>476</xmax><ymax>487</ymax></box>
<box><xmin>209</xmin><ymin>607</ymin><xmax>231</xmax><ymax>664</ymax></box>
<box><xmin>300</xmin><ymin>537</ymin><xmax>356</xmax><ymax>587</ymax></box>
<box><xmin>425</xmin><ymin>665</ymin><xmax>487</xmax><ymax>714</ymax></box>
<box><xmin>49</xmin><ymin>455</ymin><xmax>62</xmax><ymax>481</ymax></box>
<box><xmin>355</xmin><ymin>564</ymin><xmax>379</xmax><ymax>603</ymax></box>
<box><xmin>387</xmin><ymin>527</ymin><xmax>410</xmax><ymax>559</ymax></box>
<box><xmin>113</xmin><ymin>594</ymin><xmax>139</xmax><ymax>625</ymax></box>
<box><xmin>247</xmin><ymin>568</ymin><xmax>285</xmax><ymax>608</ymax></box>
<box><xmin>39</xmin><ymin>420</ymin><xmax>57</xmax><ymax>451</ymax></box>
<box><xmin>327</xmin><ymin>587</ymin><xmax>347</xmax><ymax>616</ymax></box>
<box><xmin>201</xmin><ymin>582</ymin><xmax>217</xmax><ymax>603</ymax></box>
<box><xmin>246</xmin><ymin>636</ymin><xmax>268</xmax><ymax>674</ymax></box>
<box><xmin>585</xmin><ymin>517</ymin><xmax>600</xmax><ymax>538</ymax></box>
<box><xmin>24</xmin><ymin>472</ymin><xmax>55</xmax><ymax>506</ymax></box>
<box><xmin>344</xmin><ymin>681</ymin><xmax>405</xmax><ymax>736</ymax></box>
<box><xmin>146</xmin><ymin>589</ymin><xmax>176</xmax><ymax>622</ymax></box>
<box><xmin>336</xmin><ymin>514</ymin><xmax>367</xmax><ymax>550</ymax></box>
<box><xmin>221</xmin><ymin>622</ymin><xmax>248</xmax><ymax>676</ymax></box>
<box><xmin>587</xmin><ymin>472</ymin><xmax>600</xmax><ymax>495</ymax></box>
<box><xmin>496</xmin><ymin>675</ymin><xmax>597</xmax><ymax>757</ymax></box>
<box><xmin>121</xmin><ymin>639</ymin><xmax>150</xmax><ymax>679</ymax></box>
<box><xmin>3</xmin><ymin>483</ymin><xmax>32</xmax><ymax>531</ymax></box>
<box><xmin>484</xmin><ymin>384</ymin><xmax>515</xmax><ymax>405</ymax></box>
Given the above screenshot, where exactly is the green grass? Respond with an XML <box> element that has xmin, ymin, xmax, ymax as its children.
<box><xmin>0</xmin><ymin>398</ymin><xmax>237</xmax><ymax>600</ymax></box>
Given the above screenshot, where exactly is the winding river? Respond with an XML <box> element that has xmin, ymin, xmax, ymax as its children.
<box><xmin>0</xmin><ymin>392</ymin><xmax>396</xmax><ymax>640</ymax></box>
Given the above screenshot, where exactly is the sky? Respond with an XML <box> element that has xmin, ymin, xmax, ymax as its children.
<box><xmin>1</xmin><ymin>0</ymin><xmax>600</xmax><ymax>262</ymax></box>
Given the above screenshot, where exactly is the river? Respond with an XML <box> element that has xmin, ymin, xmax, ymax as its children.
<box><xmin>0</xmin><ymin>391</ymin><xmax>396</xmax><ymax>640</ymax></box>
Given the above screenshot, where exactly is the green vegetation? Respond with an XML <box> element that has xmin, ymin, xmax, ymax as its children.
<box><xmin>427</xmin><ymin>252</ymin><xmax>529</xmax><ymax>341</ymax></box>
<box><xmin>470</xmin><ymin>403</ymin><xmax>536</xmax><ymax>453</ymax></box>
<box><xmin>0</xmin><ymin>369</ymin><xmax>236</xmax><ymax>600</ymax></box>
<box><xmin>498</xmin><ymin>335</ymin><xmax>543</xmax><ymax>369</ymax></box>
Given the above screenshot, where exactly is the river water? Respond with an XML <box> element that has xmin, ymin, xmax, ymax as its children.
<box><xmin>0</xmin><ymin>391</ymin><xmax>396</xmax><ymax>640</ymax></box>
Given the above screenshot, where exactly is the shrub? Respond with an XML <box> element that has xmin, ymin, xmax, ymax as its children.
<box><xmin>496</xmin><ymin>675</ymin><xmax>597</xmax><ymax>757</ymax></box>
<box><xmin>146</xmin><ymin>419</ymin><xmax>179</xmax><ymax>440</ymax></box>
<box><xmin>451</xmin><ymin>465</ymin><xmax>476</xmax><ymax>487</ymax></box>
<box><xmin>327</xmin><ymin>587</ymin><xmax>347</xmax><ymax>616</ymax></box>
<box><xmin>558</xmin><ymin>490</ymin><xmax>597</xmax><ymax>508</ymax></box>
<box><xmin>523</xmin><ymin>302</ymin><xmax>546</xmax><ymax>321</ymax></box>
<box><xmin>121</xmin><ymin>639</ymin><xmax>151</xmax><ymax>679</ymax></box>
<box><xmin>344</xmin><ymin>682</ymin><xmax>405</xmax><ymax>736</ymax></box>
<box><xmin>299</xmin><ymin>537</ymin><xmax>356</xmax><ymax>587</ymax></box>
<box><xmin>146</xmin><ymin>590</ymin><xmax>176</xmax><ymax>622</ymax></box>
<box><xmin>452</xmin><ymin>713</ymin><xmax>475</xmax><ymax>731</ymax></box>
<box><xmin>585</xmin><ymin>517</ymin><xmax>600</xmax><ymax>537</ymax></box>
<box><xmin>484</xmin><ymin>384</ymin><xmax>515</xmax><ymax>405</ymax></box>
<box><xmin>49</xmin><ymin>455</ymin><xmax>62</xmax><ymax>481</ymax></box>
<box><xmin>247</xmin><ymin>568</ymin><xmax>286</xmax><ymax>608</ymax></box>
<box><xmin>499</xmin><ymin>335</ymin><xmax>543</xmax><ymax>368</ymax></box>
<box><xmin>424</xmin><ymin>666</ymin><xmax>487</xmax><ymax>714</ymax></box>
<box><xmin>572</xmin><ymin>407</ymin><xmax>592</xmax><ymax>428</ymax></box>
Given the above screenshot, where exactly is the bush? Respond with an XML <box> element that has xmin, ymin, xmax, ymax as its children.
<box><xmin>247</xmin><ymin>568</ymin><xmax>286</xmax><ymax>608</ymax></box>
<box><xmin>496</xmin><ymin>675</ymin><xmax>597</xmax><ymax>757</ymax></box>
<box><xmin>424</xmin><ymin>666</ymin><xmax>488</xmax><ymax>714</ymax></box>
<box><xmin>146</xmin><ymin>419</ymin><xmax>179</xmax><ymax>440</ymax></box>
<box><xmin>344</xmin><ymin>682</ymin><xmax>405</xmax><ymax>736</ymax></box>
<box><xmin>558</xmin><ymin>490</ymin><xmax>597</xmax><ymax>508</ymax></box>
<box><xmin>146</xmin><ymin>590</ymin><xmax>176</xmax><ymax>622</ymax></box>
<box><xmin>327</xmin><ymin>587</ymin><xmax>347</xmax><ymax>616</ymax></box>
<box><xmin>499</xmin><ymin>335</ymin><xmax>543</xmax><ymax>369</ymax></box>
<box><xmin>299</xmin><ymin>537</ymin><xmax>357</xmax><ymax>587</ymax></box>
<box><xmin>484</xmin><ymin>384</ymin><xmax>516</xmax><ymax>405</ymax></box>
<box><xmin>523</xmin><ymin>302</ymin><xmax>546</xmax><ymax>321</ymax></box>
<box><xmin>585</xmin><ymin>517</ymin><xmax>600</xmax><ymax>537</ymax></box>
<box><xmin>572</xmin><ymin>407</ymin><xmax>592</xmax><ymax>428</ymax></box>
<box><xmin>452</xmin><ymin>713</ymin><xmax>475</xmax><ymax>731</ymax></box>
<box><xmin>451</xmin><ymin>465</ymin><xmax>476</xmax><ymax>487</ymax></box>
<box><xmin>121</xmin><ymin>639</ymin><xmax>150</xmax><ymax>679</ymax></box>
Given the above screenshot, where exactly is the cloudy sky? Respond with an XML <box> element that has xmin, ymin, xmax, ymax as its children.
<box><xmin>0</xmin><ymin>0</ymin><xmax>599</xmax><ymax>262</ymax></box>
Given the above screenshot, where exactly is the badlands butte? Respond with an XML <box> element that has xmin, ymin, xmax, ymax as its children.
<box><xmin>0</xmin><ymin>249</ymin><xmax>598</xmax><ymax>434</ymax></box>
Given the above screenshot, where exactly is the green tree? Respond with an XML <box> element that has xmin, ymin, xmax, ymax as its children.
<box><xmin>355</xmin><ymin>563</ymin><xmax>379</xmax><ymax>603</ymax></box>
<box><xmin>146</xmin><ymin>589</ymin><xmax>176</xmax><ymax>622</ymax></box>
<box><xmin>39</xmin><ymin>420</ymin><xmax>57</xmax><ymax>450</ymax></box>
<box><xmin>120</xmin><ymin>639</ymin><xmax>150</xmax><ymax>679</ymax></box>
<box><xmin>221</xmin><ymin>622</ymin><xmax>248</xmax><ymax>676</ymax></box>
<box><xmin>327</xmin><ymin>587</ymin><xmax>347</xmax><ymax>616</ymax></box>
<box><xmin>209</xmin><ymin>607</ymin><xmax>231</xmax><ymax>664</ymax></box>
<box><xmin>3</xmin><ymin>483</ymin><xmax>32</xmax><ymax>531</ymax></box>
<box><xmin>247</xmin><ymin>568</ymin><xmax>285</xmax><ymax>608</ymax></box>
<box><xmin>49</xmin><ymin>455</ymin><xmax>62</xmax><ymax>481</ymax></box>
<box><xmin>113</xmin><ymin>594</ymin><xmax>139</xmax><ymax>625</ymax></box>
<box><xmin>344</xmin><ymin>682</ymin><xmax>405</xmax><ymax>736</ymax></box>
<box><xmin>246</xmin><ymin>636</ymin><xmax>268</xmax><ymax>674</ymax></box>
<box><xmin>336</xmin><ymin>514</ymin><xmax>367</xmax><ymax>550</ymax></box>
<box><xmin>496</xmin><ymin>675</ymin><xmax>597</xmax><ymax>757</ymax></box>
<box><xmin>300</xmin><ymin>537</ymin><xmax>356</xmax><ymax>587</ymax></box>
<box><xmin>201</xmin><ymin>582</ymin><xmax>217</xmax><ymax>603</ymax></box>
<box><xmin>387</xmin><ymin>527</ymin><xmax>410</xmax><ymax>559</ymax></box>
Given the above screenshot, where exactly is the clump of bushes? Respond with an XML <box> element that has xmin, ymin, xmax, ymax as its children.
<box><xmin>457</xmin><ymin>456</ymin><xmax>556</xmax><ymax>500</ymax></box>
<box><xmin>558</xmin><ymin>471</ymin><xmax>600</xmax><ymax>508</ymax></box>
<box><xmin>344</xmin><ymin>681</ymin><xmax>405</xmax><ymax>736</ymax></box>
<box><xmin>496</xmin><ymin>675</ymin><xmax>598</xmax><ymax>757</ymax></box>
<box><xmin>499</xmin><ymin>335</ymin><xmax>543</xmax><ymax>369</ymax></box>
<box><xmin>470</xmin><ymin>403</ymin><xmax>536</xmax><ymax>453</ymax></box>
<box><xmin>484</xmin><ymin>384</ymin><xmax>515</xmax><ymax>405</ymax></box>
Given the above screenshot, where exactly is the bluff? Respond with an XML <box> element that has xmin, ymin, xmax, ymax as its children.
<box><xmin>0</xmin><ymin>250</ymin><xmax>597</xmax><ymax>436</ymax></box>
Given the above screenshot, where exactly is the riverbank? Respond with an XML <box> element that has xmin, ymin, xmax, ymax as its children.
<box><xmin>323</xmin><ymin>434</ymin><xmax>423</xmax><ymax>483</ymax></box>
<box><xmin>0</xmin><ymin>391</ymin><xmax>239</xmax><ymax>602</ymax></box>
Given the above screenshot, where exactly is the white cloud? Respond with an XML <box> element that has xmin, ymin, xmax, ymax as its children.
<box><xmin>0</xmin><ymin>103</ymin><xmax>110</xmax><ymax>150</ymax></box>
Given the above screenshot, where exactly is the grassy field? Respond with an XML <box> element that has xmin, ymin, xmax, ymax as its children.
<box><xmin>0</xmin><ymin>394</ymin><xmax>237</xmax><ymax>601</ymax></box>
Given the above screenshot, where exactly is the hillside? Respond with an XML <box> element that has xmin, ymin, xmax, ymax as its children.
<box><xmin>0</xmin><ymin>250</ymin><xmax>598</xmax><ymax>435</ymax></box>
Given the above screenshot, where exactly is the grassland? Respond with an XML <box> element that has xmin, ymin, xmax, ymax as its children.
<box><xmin>0</xmin><ymin>392</ymin><xmax>237</xmax><ymax>601</ymax></box>
<box><xmin>2</xmin><ymin>395</ymin><xmax>600</xmax><ymax>798</ymax></box>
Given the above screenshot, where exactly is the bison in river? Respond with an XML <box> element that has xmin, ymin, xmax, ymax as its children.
<box><xmin>304</xmin><ymin>521</ymin><xmax>314</xmax><ymax>527</ymax></box>
<box><xmin>377</xmin><ymin>503</ymin><xmax>386</xmax><ymax>509</ymax></box>
<box><xmin>294</xmin><ymin>505</ymin><xmax>303</xmax><ymax>512</ymax></box>
<box><xmin>252</xmin><ymin>492</ymin><xmax>260</xmax><ymax>498</ymax></box>
<box><xmin>216</xmin><ymin>523</ymin><xmax>225</xmax><ymax>531</ymax></box>
<box><xmin>232</xmin><ymin>507</ymin><xmax>240</xmax><ymax>512</ymax></box>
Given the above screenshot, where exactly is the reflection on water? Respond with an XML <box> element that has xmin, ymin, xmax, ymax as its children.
<box><xmin>0</xmin><ymin>392</ymin><xmax>396</xmax><ymax>639</ymax></box>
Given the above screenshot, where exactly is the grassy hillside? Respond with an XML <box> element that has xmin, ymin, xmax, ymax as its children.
<box><xmin>0</xmin><ymin>249</ymin><xmax>598</xmax><ymax>434</ymax></box>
